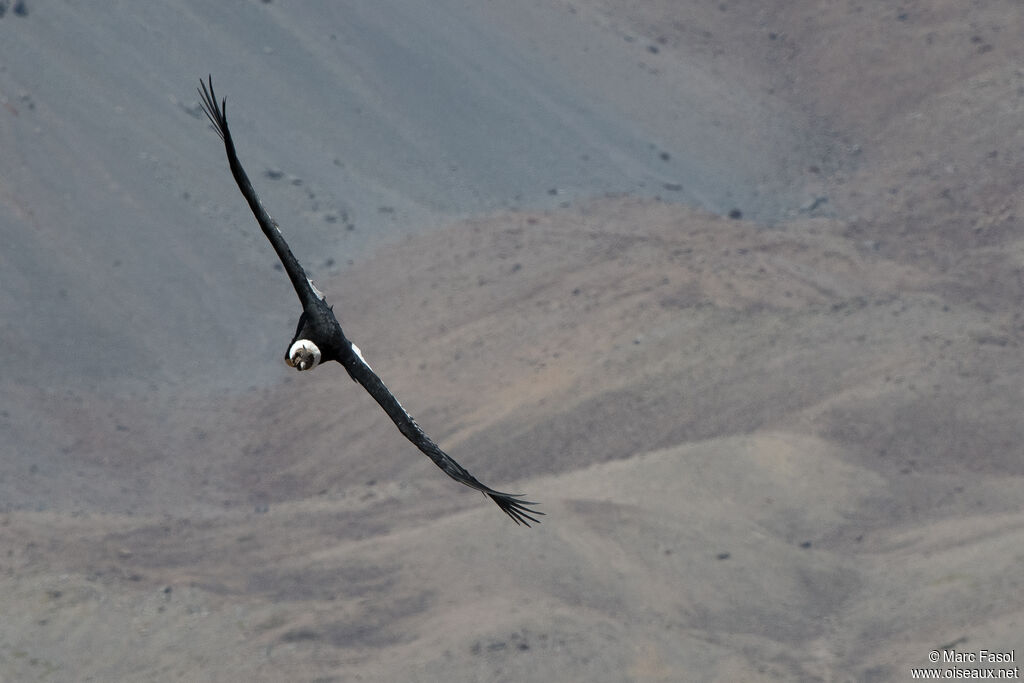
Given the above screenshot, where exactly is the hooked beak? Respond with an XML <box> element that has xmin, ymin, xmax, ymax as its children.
<box><xmin>286</xmin><ymin>339</ymin><xmax>322</xmax><ymax>371</ymax></box>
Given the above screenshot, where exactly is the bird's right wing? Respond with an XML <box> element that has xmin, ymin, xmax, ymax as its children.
<box><xmin>340</xmin><ymin>341</ymin><xmax>543</xmax><ymax>526</ymax></box>
<box><xmin>197</xmin><ymin>76</ymin><xmax>323</xmax><ymax>312</ymax></box>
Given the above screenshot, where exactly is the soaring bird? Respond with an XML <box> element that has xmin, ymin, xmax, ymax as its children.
<box><xmin>198</xmin><ymin>77</ymin><xmax>541</xmax><ymax>526</ymax></box>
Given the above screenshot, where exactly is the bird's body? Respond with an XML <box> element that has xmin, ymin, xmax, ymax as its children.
<box><xmin>198</xmin><ymin>77</ymin><xmax>541</xmax><ymax>526</ymax></box>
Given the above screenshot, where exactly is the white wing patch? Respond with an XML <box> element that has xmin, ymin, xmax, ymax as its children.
<box><xmin>307</xmin><ymin>277</ymin><xmax>325</xmax><ymax>301</ymax></box>
<box><xmin>350</xmin><ymin>340</ymin><xmax>412</xmax><ymax>419</ymax></box>
<box><xmin>350</xmin><ymin>342</ymin><xmax>370</xmax><ymax>370</ymax></box>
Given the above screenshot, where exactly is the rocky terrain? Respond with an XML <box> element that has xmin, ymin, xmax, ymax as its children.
<box><xmin>0</xmin><ymin>1</ymin><xmax>1022</xmax><ymax>681</ymax></box>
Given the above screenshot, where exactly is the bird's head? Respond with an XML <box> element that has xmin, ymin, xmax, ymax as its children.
<box><xmin>285</xmin><ymin>339</ymin><xmax>321</xmax><ymax>371</ymax></box>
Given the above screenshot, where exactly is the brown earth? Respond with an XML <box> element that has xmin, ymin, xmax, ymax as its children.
<box><xmin>1</xmin><ymin>1</ymin><xmax>1023</xmax><ymax>681</ymax></box>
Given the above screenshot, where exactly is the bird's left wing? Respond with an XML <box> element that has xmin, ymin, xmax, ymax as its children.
<box><xmin>340</xmin><ymin>342</ymin><xmax>543</xmax><ymax>526</ymax></box>
<box><xmin>198</xmin><ymin>76</ymin><xmax>323</xmax><ymax>312</ymax></box>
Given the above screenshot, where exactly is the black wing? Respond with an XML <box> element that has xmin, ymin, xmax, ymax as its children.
<box><xmin>341</xmin><ymin>343</ymin><xmax>543</xmax><ymax>526</ymax></box>
<box><xmin>198</xmin><ymin>76</ymin><xmax>323</xmax><ymax>312</ymax></box>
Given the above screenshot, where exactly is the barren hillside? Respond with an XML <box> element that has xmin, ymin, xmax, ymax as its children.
<box><xmin>1</xmin><ymin>1</ymin><xmax>1022</xmax><ymax>681</ymax></box>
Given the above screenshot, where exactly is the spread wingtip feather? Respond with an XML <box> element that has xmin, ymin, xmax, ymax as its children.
<box><xmin>488</xmin><ymin>491</ymin><xmax>544</xmax><ymax>527</ymax></box>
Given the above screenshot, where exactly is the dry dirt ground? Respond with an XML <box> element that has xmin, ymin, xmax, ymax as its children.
<box><xmin>2</xmin><ymin>1</ymin><xmax>1024</xmax><ymax>682</ymax></box>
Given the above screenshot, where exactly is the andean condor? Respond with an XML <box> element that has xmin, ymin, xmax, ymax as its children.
<box><xmin>198</xmin><ymin>76</ymin><xmax>541</xmax><ymax>526</ymax></box>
